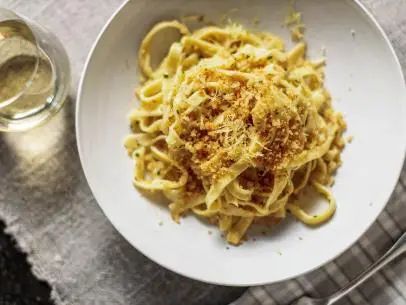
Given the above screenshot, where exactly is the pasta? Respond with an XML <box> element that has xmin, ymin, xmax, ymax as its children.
<box><xmin>124</xmin><ymin>20</ymin><xmax>346</xmax><ymax>245</ymax></box>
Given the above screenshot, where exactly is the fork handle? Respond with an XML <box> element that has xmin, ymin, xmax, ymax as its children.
<box><xmin>327</xmin><ymin>232</ymin><xmax>406</xmax><ymax>305</ymax></box>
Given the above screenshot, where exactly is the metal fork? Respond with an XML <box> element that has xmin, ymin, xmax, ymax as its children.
<box><xmin>291</xmin><ymin>232</ymin><xmax>406</xmax><ymax>305</ymax></box>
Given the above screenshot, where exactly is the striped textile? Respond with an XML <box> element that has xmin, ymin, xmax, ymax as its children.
<box><xmin>231</xmin><ymin>164</ymin><xmax>406</xmax><ymax>305</ymax></box>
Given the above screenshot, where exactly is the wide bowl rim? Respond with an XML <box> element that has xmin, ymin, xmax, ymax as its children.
<box><xmin>76</xmin><ymin>0</ymin><xmax>406</xmax><ymax>286</ymax></box>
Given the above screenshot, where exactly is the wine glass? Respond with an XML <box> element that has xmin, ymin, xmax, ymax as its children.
<box><xmin>0</xmin><ymin>8</ymin><xmax>70</xmax><ymax>132</ymax></box>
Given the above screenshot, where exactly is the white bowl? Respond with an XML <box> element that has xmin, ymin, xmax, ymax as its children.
<box><xmin>77</xmin><ymin>0</ymin><xmax>406</xmax><ymax>286</ymax></box>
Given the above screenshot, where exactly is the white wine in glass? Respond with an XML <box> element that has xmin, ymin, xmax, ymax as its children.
<box><xmin>0</xmin><ymin>9</ymin><xmax>70</xmax><ymax>132</ymax></box>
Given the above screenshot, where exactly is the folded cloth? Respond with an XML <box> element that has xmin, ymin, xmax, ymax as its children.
<box><xmin>0</xmin><ymin>0</ymin><xmax>404</xmax><ymax>305</ymax></box>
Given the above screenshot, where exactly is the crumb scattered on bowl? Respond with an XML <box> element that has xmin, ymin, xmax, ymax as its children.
<box><xmin>351</xmin><ymin>29</ymin><xmax>356</xmax><ymax>37</ymax></box>
<box><xmin>321</xmin><ymin>46</ymin><xmax>327</xmax><ymax>56</ymax></box>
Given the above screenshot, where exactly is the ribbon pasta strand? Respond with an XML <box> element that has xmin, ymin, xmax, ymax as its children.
<box><xmin>125</xmin><ymin>21</ymin><xmax>346</xmax><ymax>245</ymax></box>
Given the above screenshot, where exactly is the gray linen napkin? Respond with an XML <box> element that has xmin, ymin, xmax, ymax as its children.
<box><xmin>0</xmin><ymin>1</ymin><xmax>404</xmax><ymax>305</ymax></box>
